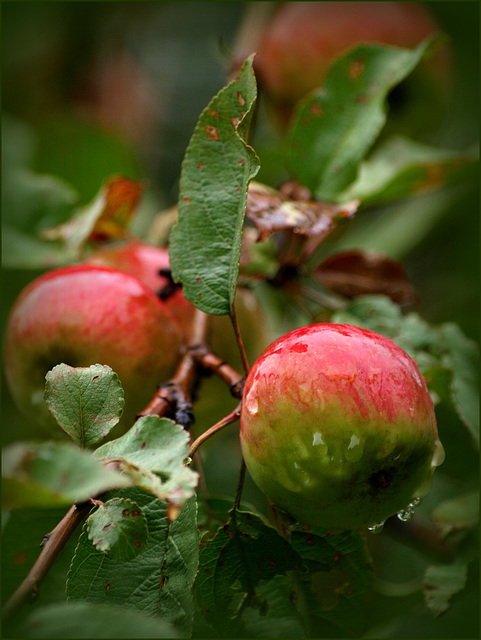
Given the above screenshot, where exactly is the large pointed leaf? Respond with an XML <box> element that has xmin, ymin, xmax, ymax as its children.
<box><xmin>169</xmin><ymin>55</ymin><xmax>260</xmax><ymax>315</ymax></box>
<box><xmin>289</xmin><ymin>525</ymin><xmax>374</xmax><ymax>637</ymax></box>
<box><xmin>67</xmin><ymin>489</ymin><xmax>198</xmax><ymax>637</ymax></box>
<box><xmin>287</xmin><ymin>38</ymin><xmax>440</xmax><ymax>202</ymax></box>
<box><xmin>195</xmin><ymin>509</ymin><xmax>302</xmax><ymax>636</ymax></box>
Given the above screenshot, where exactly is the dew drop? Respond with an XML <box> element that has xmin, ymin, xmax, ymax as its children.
<box><xmin>397</xmin><ymin>506</ymin><xmax>414</xmax><ymax>522</ymax></box>
<box><xmin>245</xmin><ymin>393</ymin><xmax>258</xmax><ymax>416</ymax></box>
<box><xmin>312</xmin><ymin>432</ymin><xmax>325</xmax><ymax>446</ymax></box>
<box><xmin>431</xmin><ymin>439</ymin><xmax>445</xmax><ymax>468</ymax></box>
<box><xmin>367</xmin><ymin>521</ymin><xmax>385</xmax><ymax>534</ymax></box>
<box><xmin>409</xmin><ymin>497</ymin><xmax>422</xmax><ymax>508</ymax></box>
<box><xmin>345</xmin><ymin>434</ymin><xmax>364</xmax><ymax>463</ymax></box>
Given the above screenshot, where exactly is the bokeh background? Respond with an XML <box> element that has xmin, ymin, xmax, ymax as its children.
<box><xmin>1</xmin><ymin>3</ymin><xmax>479</xmax><ymax>636</ymax></box>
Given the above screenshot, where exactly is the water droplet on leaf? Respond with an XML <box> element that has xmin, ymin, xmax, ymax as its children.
<box><xmin>367</xmin><ymin>521</ymin><xmax>385</xmax><ymax>533</ymax></box>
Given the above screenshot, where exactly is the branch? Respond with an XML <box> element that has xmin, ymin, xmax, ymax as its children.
<box><xmin>383</xmin><ymin>515</ymin><xmax>456</xmax><ymax>563</ymax></box>
<box><xmin>191</xmin><ymin>344</ymin><xmax>245</xmax><ymax>398</ymax></box>
<box><xmin>2</xmin><ymin>502</ymin><xmax>91</xmax><ymax>621</ymax></box>
<box><xmin>138</xmin><ymin>307</ymin><xmax>210</xmax><ymax>423</ymax></box>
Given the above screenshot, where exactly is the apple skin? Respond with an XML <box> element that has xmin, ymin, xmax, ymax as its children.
<box><xmin>87</xmin><ymin>241</ymin><xmax>269</xmax><ymax>370</ymax></box>
<box><xmin>86</xmin><ymin>242</ymin><xmax>195</xmax><ymax>340</ymax></box>
<box><xmin>4</xmin><ymin>265</ymin><xmax>182</xmax><ymax>432</ymax></box>
<box><xmin>255</xmin><ymin>1</ymin><xmax>452</xmax><ymax>135</ymax></box>
<box><xmin>240</xmin><ymin>323</ymin><xmax>444</xmax><ymax>530</ymax></box>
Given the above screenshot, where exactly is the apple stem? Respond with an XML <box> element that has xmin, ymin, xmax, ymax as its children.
<box><xmin>2</xmin><ymin>502</ymin><xmax>91</xmax><ymax>623</ymax></box>
<box><xmin>230</xmin><ymin>304</ymin><xmax>250</xmax><ymax>376</ymax></box>
<box><xmin>189</xmin><ymin>405</ymin><xmax>241</xmax><ymax>458</ymax></box>
<box><xmin>233</xmin><ymin>459</ymin><xmax>247</xmax><ymax>516</ymax></box>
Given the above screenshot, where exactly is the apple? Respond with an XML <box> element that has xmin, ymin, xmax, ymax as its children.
<box><xmin>86</xmin><ymin>242</ymin><xmax>195</xmax><ymax>340</ymax></box>
<box><xmin>240</xmin><ymin>323</ymin><xmax>444</xmax><ymax>530</ymax></box>
<box><xmin>4</xmin><ymin>265</ymin><xmax>182</xmax><ymax>433</ymax></box>
<box><xmin>87</xmin><ymin>241</ymin><xmax>269</xmax><ymax>370</ymax></box>
<box><xmin>255</xmin><ymin>1</ymin><xmax>452</xmax><ymax>136</ymax></box>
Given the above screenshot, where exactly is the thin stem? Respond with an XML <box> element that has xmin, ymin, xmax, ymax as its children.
<box><xmin>2</xmin><ymin>502</ymin><xmax>91</xmax><ymax>622</ymax></box>
<box><xmin>189</xmin><ymin>404</ymin><xmax>241</xmax><ymax>458</ymax></box>
<box><xmin>233</xmin><ymin>459</ymin><xmax>247</xmax><ymax>516</ymax></box>
<box><xmin>230</xmin><ymin>304</ymin><xmax>250</xmax><ymax>376</ymax></box>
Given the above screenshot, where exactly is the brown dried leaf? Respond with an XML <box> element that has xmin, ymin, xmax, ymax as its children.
<box><xmin>246</xmin><ymin>181</ymin><xmax>358</xmax><ymax>241</ymax></box>
<box><xmin>315</xmin><ymin>249</ymin><xmax>418</xmax><ymax>305</ymax></box>
<box><xmin>41</xmin><ymin>176</ymin><xmax>144</xmax><ymax>251</ymax></box>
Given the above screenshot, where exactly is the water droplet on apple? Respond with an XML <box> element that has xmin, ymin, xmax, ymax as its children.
<box><xmin>367</xmin><ymin>521</ymin><xmax>384</xmax><ymax>533</ymax></box>
<box><xmin>431</xmin><ymin>439</ymin><xmax>445</xmax><ymax>468</ymax></box>
<box><xmin>397</xmin><ymin>506</ymin><xmax>415</xmax><ymax>522</ymax></box>
<box><xmin>312</xmin><ymin>432</ymin><xmax>325</xmax><ymax>446</ymax></box>
<box><xmin>344</xmin><ymin>434</ymin><xmax>364</xmax><ymax>463</ymax></box>
<box><xmin>245</xmin><ymin>393</ymin><xmax>259</xmax><ymax>416</ymax></box>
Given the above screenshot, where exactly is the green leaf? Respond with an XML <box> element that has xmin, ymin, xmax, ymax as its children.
<box><xmin>437</xmin><ymin>323</ymin><xmax>479</xmax><ymax>447</ymax></box>
<box><xmin>67</xmin><ymin>490</ymin><xmax>198</xmax><ymax>637</ymax></box>
<box><xmin>289</xmin><ymin>525</ymin><xmax>374</xmax><ymax>637</ymax></box>
<box><xmin>242</xmin><ymin>575</ymin><xmax>306</xmax><ymax>639</ymax></box>
<box><xmin>287</xmin><ymin>38</ymin><xmax>439</xmax><ymax>202</ymax></box>
<box><xmin>87</xmin><ymin>498</ymin><xmax>149</xmax><ymax>561</ymax></box>
<box><xmin>16</xmin><ymin>601</ymin><xmax>179</xmax><ymax>638</ymax></box>
<box><xmin>45</xmin><ymin>364</ymin><xmax>125</xmax><ymax>448</ymax></box>
<box><xmin>1</xmin><ymin>224</ymin><xmax>74</xmax><ymax>270</ymax></box>
<box><xmin>338</xmin><ymin>136</ymin><xmax>478</xmax><ymax>206</ymax></box>
<box><xmin>2</xmin><ymin>442</ymin><xmax>131</xmax><ymax>509</ymax></box>
<box><xmin>195</xmin><ymin>509</ymin><xmax>302</xmax><ymax>636</ymax></box>
<box><xmin>2</xmin><ymin>168</ymin><xmax>79</xmax><ymax>234</ymax></box>
<box><xmin>432</xmin><ymin>492</ymin><xmax>479</xmax><ymax>539</ymax></box>
<box><xmin>332</xmin><ymin>295</ymin><xmax>479</xmax><ymax>447</ymax></box>
<box><xmin>169</xmin><ymin>55</ymin><xmax>260</xmax><ymax>315</ymax></box>
<box><xmin>41</xmin><ymin>176</ymin><xmax>144</xmax><ymax>250</ymax></box>
<box><xmin>1</xmin><ymin>167</ymin><xmax>80</xmax><ymax>269</ymax></box>
<box><xmin>424</xmin><ymin>562</ymin><xmax>468</xmax><ymax>617</ymax></box>
<box><xmin>94</xmin><ymin>416</ymin><xmax>198</xmax><ymax>506</ymax></box>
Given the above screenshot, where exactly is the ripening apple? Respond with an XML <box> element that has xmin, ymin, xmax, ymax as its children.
<box><xmin>86</xmin><ymin>242</ymin><xmax>195</xmax><ymax>340</ymax></box>
<box><xmin>240</xmin><ymin>323</ymin><xmax>444</xmax><ymax>530</ymax></box>
<box><xmin>255</xmin><ymin>1</ymin><xmax>452</xmax><ymax>136</ymax></box>
<box><xmin>87</xmin><ymin>241</ymin><xmax>269</xmax><ymax>370</ymax></box>
<box><xmin>4</xmin><ymin>265</ymin><xmax>182</xmax><ymax>433</ymax></box>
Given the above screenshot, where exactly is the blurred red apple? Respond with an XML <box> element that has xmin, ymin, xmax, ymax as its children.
<box><xmin>4</xmin><ymin>265</ymin><xmax>182</xmax><ymax>432</ymax></box>
<box><xmin>255</xmin><ymin>1</ymin><xmax>452</xmax><ymax>136</ymax></box>
<box><xmin>87</xmin><ymin>242</ymin><xmax>195</xmax><ymax>340</ymax></box>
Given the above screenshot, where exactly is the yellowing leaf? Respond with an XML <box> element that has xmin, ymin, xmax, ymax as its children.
<box><xmin>41</xmin><ymin>176</ymin><xmax>144</xmax><ymax>252</ymax></box>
